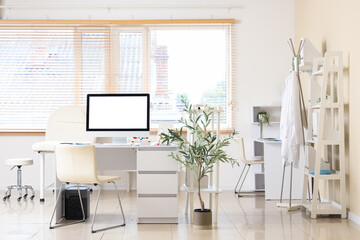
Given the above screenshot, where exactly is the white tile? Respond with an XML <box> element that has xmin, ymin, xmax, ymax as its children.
<box><xmin>0</xmin><ymin>190</ymin><xmax>358</xmax><ymax>240</ymax></box>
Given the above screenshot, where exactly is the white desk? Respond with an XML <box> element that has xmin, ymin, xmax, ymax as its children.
<box><xmin>254</xmin><ymin>140</ymin><xmax>304</xmax><ymax>200</ymax></box>
<box><xmin>49</xmin><ymin>144</ymin><xmax>178</xmax><ymax>224</ymax></box>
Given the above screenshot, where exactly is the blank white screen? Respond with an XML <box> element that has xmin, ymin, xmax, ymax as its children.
<box><xmin>88</xmin><ymin>96</ymin><xmax>148</xmax><ymax>129</ymax></box>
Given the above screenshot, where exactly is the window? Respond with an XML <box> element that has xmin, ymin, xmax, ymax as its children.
<box><xmin>0</xmin><ymin>22</ymin><xmax>235</xmax><ymax>130</ymax></box>
<box><xmin>149</xmin><ymin>28</ymin><xmax>229</xmax><ymax>124</ymax></box>
<box><xmin>0</xmin><ymin>29</ymin><xmax>76</xmax><ymax>129</ymax></box>
<box><xmin>118</xmin><ymin>32</ymin><xmax>144</xmax><ymax>93</ymax></box>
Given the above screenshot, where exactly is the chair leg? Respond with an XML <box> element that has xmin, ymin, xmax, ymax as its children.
<box><xmin>91</xmin><ymin>182</ymin><xmax>126</xmax><ymax>233</ymax></box>
<box><xmin>113</xmin><ymin>181</ymin><xmax>126</xmax><ymax>226</ymax></box>
<box><xmin>49</xmin><ymin>183</ymin><xmax>86</xmax><ymax>229</ymax></box>
<box><xmin>237</xmin><ymin>165</ymin><xmax>251</xmax><ymax>197</ymax></box>
<box><xmin>234</xmin><ymin>164</ymin><xmax>247</xmax><ymax>193</ymax></box>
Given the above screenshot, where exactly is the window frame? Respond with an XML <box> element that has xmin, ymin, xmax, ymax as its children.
<box><xmin>0</xmin><ymin>21</ymin><xmax>235</xmax><ymax>133</ymax></box>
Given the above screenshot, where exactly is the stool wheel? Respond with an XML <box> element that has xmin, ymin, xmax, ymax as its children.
<box><xmin>30</xmin><ymin>195</ymin><xmax>35</xmax><ymax>200</ymax></box>
<box><xmin>3</xmin><ymin>195</ymin><xmax>10</xmax><ymax>201</ymax></box>
<box><xmin>17</xmin><ymin>197</ymin><xmax>22</xmax><ymax>202</ymax></box>
<box><xmin>23</xmin><ymin>194</ymin><xmax>28</xmax><ymax>199</ymax></box>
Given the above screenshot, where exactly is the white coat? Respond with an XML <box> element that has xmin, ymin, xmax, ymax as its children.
<box><xmin>280</xmin><ymin>72</ymin><xmax>303</xmax><ymax>168</ymax></box>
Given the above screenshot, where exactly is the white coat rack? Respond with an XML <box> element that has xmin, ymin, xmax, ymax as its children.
<box><xmin>277</xmin><ymin>38</ymin><xmax>308</xmax><ymax>211</ymax></box>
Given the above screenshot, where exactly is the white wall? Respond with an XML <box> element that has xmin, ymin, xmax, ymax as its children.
<box><xmin>0</xmin><ymin>0</ymin><xmax>294</xmax><ymax>191</ymax></box>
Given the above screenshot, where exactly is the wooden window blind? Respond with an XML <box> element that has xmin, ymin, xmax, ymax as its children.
<box><xmin>0</xmin><ymin>21</ymin><xmax>236</xmax><ymax>130</ymax></box>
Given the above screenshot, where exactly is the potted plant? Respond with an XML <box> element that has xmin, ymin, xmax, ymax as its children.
<box><xmin>160</xmin><ymin>96</ymin><xmax>238</xmax><ymax>229</ymax></box>
<box><xmin>257</xmin><ymin>111</ymin><xmax>270</xmax><ymax>139</ymax></box>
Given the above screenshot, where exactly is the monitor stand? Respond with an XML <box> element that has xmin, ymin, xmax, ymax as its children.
<box><xmin>113</xmin><ymin>137</ymin><xmax>128</xmax><ymax>145</ymax></box>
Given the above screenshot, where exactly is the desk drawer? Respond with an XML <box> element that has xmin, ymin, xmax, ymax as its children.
<box><xmin>137</xmin><ymin>197</ymin><xmax>178</xmax><ymax>218</ymax></box>
<box><xmin>137</xmin><ymin>151</ymin><xmax>178</xmax><ymax>171</ymax></box>
<box><xmin>137</xmin><ymin>173</ymin><xmax>178</xmax><ymax>194</ymax></box>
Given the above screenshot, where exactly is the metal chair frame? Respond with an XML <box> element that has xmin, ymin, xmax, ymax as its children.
<box><xmin>234</xmin><ymin>164</ymin><xmax>251</xmax><ymax>197</ymax></box>
<box><xmin>49</xmin><ymin>181</ymin><xmax>126</xmax><ymax>233</ymax></box>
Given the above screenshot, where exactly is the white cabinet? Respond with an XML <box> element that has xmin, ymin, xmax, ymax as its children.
<box><xmin>251</xmin><ymin>106</ymin><xmax>281</xmax><ymax>192</ymax></box>
<box><xmin>137</xmin><ymin>150</ymin><xmax>178</xmax><ymax>223</ymax></box>
<box><xmin>252</xmin><ymin>107</ymin><xmax>305</xmax><ymax>200</ymax></box>
<box><xmin>255</xmin><ymin>140</ymin><xmax>304</xmax><ymax>200</ymax></box>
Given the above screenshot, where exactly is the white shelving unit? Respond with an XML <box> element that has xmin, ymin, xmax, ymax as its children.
<box><xmin>302</xmin><ymin>52</ymin><xmax>346</xmax><ymax>218</ymax></box>
<box><xmin>252</xmin><ymin>106</ymin><xmax>281</xmax><ymax>191</ymax></box>
<box><xmin>251</xmin><ymin>106</ymin><xmax>282</xmax><ymax>139</ymax></box>
<box><xmin>184</xmin><ymin>106</ymin><xmax>222</xmax><ymax>224</ymax></box>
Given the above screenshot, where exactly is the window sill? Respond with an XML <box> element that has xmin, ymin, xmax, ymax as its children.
<box><xmin>0</xmin><ymin>129</ymin><xmax>46</xmax><ymax>136</ymax></box>
<box><xmin>0</xmin><ymin>128</ymin><xmax>235</xmax><ymax>136</ymax></box>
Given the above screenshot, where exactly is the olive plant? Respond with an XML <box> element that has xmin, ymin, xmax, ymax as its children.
<box><xmin>160</xmin><ymin>96</ymin><xmax>238</xmax><ymax>211</ymax></box>
<box><xmin>257</xmin><ymin>111</ymin><xmax>270</xmax><ymax>139</ymax></box>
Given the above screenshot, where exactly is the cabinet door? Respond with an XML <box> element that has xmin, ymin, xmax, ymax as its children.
<box><xmin>137</xmin><ymin>151</ymin><xmax>178</xmax><ymax>171</ymax></box>
<box><xmin>137</xmin><ymin>173</ymin><xmax>178</xmax><ymax>194</ymax></box>
<box><xmin>137</xmin><ymin>197</ymin><xmax>178</xmax><ymax>218</ymax></box>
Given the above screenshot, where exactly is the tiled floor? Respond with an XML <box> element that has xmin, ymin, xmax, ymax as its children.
<box><xmin>0</xmin><ymin>189</ymin><xmax>360</xmax><ymax>239</ymax></box>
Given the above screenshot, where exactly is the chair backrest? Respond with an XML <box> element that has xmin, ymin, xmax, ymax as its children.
<box><xmin>234</xmin><ymin>138</ymin><xmax>249</xmax><ymax>164</ymax></box>
<box><xmin>55</xmin><ymin>145</ymin><xmax>99</xmax><ymax>184</ymax></box>
<box><xmin>46</xmin><ymin>105</ymin><xmax>95</xmax><ymax>143</ymax></box>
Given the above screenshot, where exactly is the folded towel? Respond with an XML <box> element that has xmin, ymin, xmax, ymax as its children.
<box><xmin>310</xmin><ymin>169</ymin><xmax>332</xmax><ymax>175</ymax></box>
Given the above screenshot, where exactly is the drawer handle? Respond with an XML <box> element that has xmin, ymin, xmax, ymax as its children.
<box><xmin>138</xmin><ymin>194</ymin><xmax>177</xmax><ymax>198</ymax></box>
<box><xmin>138</xmin><ymin>171</ymin><xmax>177</xmax><ymax>174</ymax></box>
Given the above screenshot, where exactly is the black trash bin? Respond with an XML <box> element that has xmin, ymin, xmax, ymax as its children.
<box><xmin>64</xmin><ymin>186</ymin><xmax>90</xmax><ymax>220</ymax></box>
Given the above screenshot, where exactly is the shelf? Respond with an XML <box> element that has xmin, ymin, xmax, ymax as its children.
<box><xmin>302</xmin><ymin>202</ymin><xmax>342</xmax><ymax>215</ymax></box>
<box><xmin>252</xmin><ymin>106</ymin><xmax>281</xmax><ymax>123</ymax></box>
<box><xmin>251</xmin><ymin>121</ymin><xmax>280</xmax><ymax>125</ymax></box>
<box><xmin>312</xmin><ymin>67</ymin><xmax>339</xmax><ymax>76</ymax></box>
<box><xmin>183</xmin><ymin>184</ymin><xmax>222</xmax><ymax>193</ymax></box>
<box><xmin>305</xmin><ymin>139</ymin><xmax>341</xmax><ymax>145</ymax></box>
<box><xmin>254</xmin><ymin>189</ymin><xmax>265</xmax><ymax>192</ymax></box>
<box><xmin>305</xmin><ymin>171</ymin><xmax>341</xmax><ymax>180</ymax></box>
<box><xmin>253</xmin><ymin>106</ymin><xmax>281</xmax><ymax>109</ymax></box>
<box><xmin>309</xmin><ymin>103</ymin><xmax>340</xmax><ymax>109</ymax></box>
<box><xmin>309</xmin><ymin>105</ymin><xmax>320</xmax><ymax>109</ymax></box>
<box><xmin>313</xmin><ymin>70</ymin><xmax>324</xmax><ymax>76</ymax></box>
<box><xmin>254</xmin><ymin>139</ymin><xmax>281</xmax><ymax>144</ymax></box>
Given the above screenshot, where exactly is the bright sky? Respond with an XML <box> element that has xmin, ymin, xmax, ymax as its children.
<box><xmin>153</xmin><ymin>29</ymin><xmax>226</xmax><ymax>103</ymax></box>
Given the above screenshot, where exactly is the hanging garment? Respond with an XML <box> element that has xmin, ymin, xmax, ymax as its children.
<box><xmin>280</xmin><ymin>72</ymin><xmax>303</xmax><ymax>168</ymax></box>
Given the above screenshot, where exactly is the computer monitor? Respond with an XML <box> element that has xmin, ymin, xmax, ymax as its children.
<box><xmin>86</xmin><ymin>93</ymin><xmax>150</xmax><ymax>143</ymax></box>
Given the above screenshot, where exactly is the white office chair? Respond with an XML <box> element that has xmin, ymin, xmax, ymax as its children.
<box><xmin>49</xmin><ymin>144</ymin><xmax>126</xmax><ymax>233</ymax></box>
<box><xmin>234</xmin><ymin>138</ymin><xmax>264</xmax><ymax>197</ymax></box>
<box><xmin>32</xmin><ymin>105</ymin><xmax>95</xmax><ymax>201</ymax></box>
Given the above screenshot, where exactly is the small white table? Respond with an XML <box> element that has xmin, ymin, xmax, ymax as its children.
<box><xmin>254</xmin><ymin>140</ymin><xmax>304</xmax><ymax>200</ymax></box>
<box><xmin>32</xmin><ymin>141</ymin><xmax>57</xmax><ymax>202</ymax></box>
